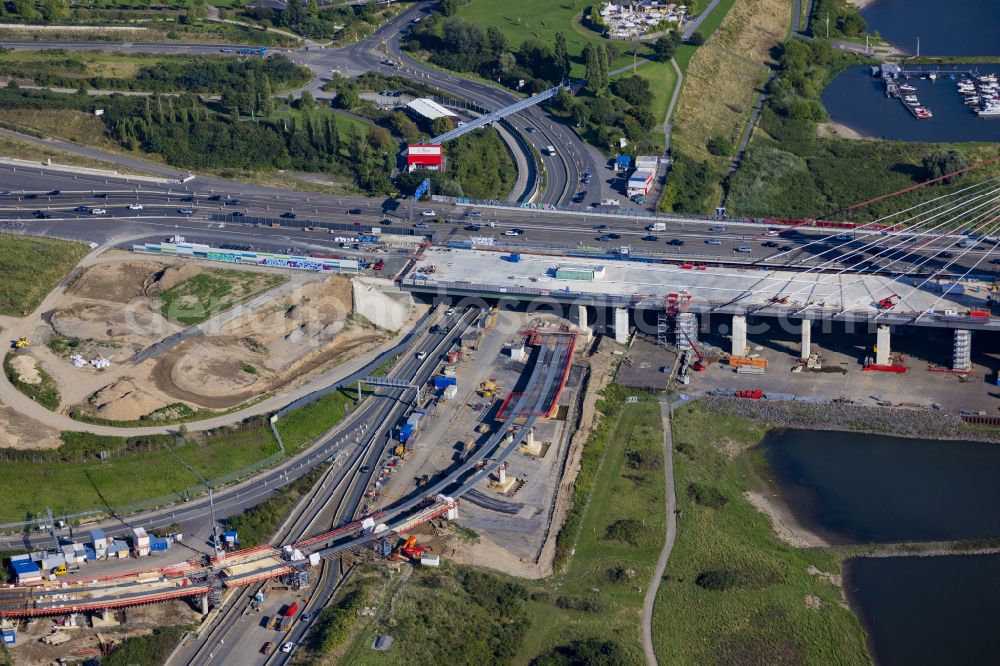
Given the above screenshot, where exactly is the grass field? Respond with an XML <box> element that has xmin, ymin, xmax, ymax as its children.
<box><xmin>0</xmin><ymin>234</ymin><xmax>88</xmax><ymax>316</ymax></box>
<box><xmin>158</xmin><ymin>268</ymin><xmax>285</xmax><ymax>325</ymax></box>
<box><xmin>652</xmin><ymin>402</ymin><xmax>871</xmax><ymax>665</ymax></box>
<box><xmin>672</xmin><ymin>0</ymin><xmax>790</xmax><ymax>164</ymax></box>
<box><xmin>0</xmin><ymin>108</ymin><xmax>127</xmax><ymax>154</ymax></box>
<box><xmin>0</xmin><ymin>426</ymin><xmax>281</xmax><ymax>523</ymax></box>
<box><xmin>276</xmin><ymin>386</ymin><xmax>360</xmax><ymax>453</ymax></box>
<box><xmin>453</xmin><ymin>0</ymin><xmax>654</xmax><ymax>77</ymax></box>
<box><xmin>515</xmin><ymin>390</ymin><xmax>666</xmax><ymax>664</ymax></box>
<box><xmin>0</xmin><ymin>133</ymin><xmax>160</xmax><ymax>175</ymax></box>
<box><xmin>0</xmin><ymin>50</ymin><xmax>154</xmax><ymax>80</ymax></box>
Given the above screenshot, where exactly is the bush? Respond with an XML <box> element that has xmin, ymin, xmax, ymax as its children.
<box><xmin>706</xmin><ymin>134</ymin><xmax>733</xmax><ymax>157</ymax></box>
<box><xmin>695</xmin><ymin>570</ymin><xmax>741</xmax><ymax>591</ymax></box>
<box><xmin>603</xmin><ymin>518</ymin><xmax>644</xmax><ymax>547</ymax></box>
<box><xmin>532</xmin><ymin>639</ymin><xmax>630</xmax><ymax>666</ymax></box>
<box><xmin>103</xmin><ymin>626</ymin><xmax>188</xmax><ymax>666</ymax></box>
<box><xmin>687</xmin><ymin>482</ymin><xmax>729</xmax><ymax>509</ymax></box>
<box><xmin>555</xmin><ymin>595</ymin><xmax>604</xmax><ymax>612</ymax></box>
<box><xmin>308</xmin><ymin>589</ymin><xmax>366</xmax><ymax>654</ymax></box>
<box><xmin>686</xmin><ymin>31</ymin><xmax>705</xmax><ymax>46</ymax></box>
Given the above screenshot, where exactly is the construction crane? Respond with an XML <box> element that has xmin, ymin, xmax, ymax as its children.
<box><xmin>877</xmin><ymin>294</ymin><xmax>899</xmax><ymax>310</ymax></box>
<box><xmin>678</xmin><ymin>326</ymin><xmax>706</xmax><ymax>372</ymax></box>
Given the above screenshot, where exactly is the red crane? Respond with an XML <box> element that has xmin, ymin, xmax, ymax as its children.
<box><xmin>665</xmin><ymin>293</ymin><xmax>705</xmax><ymax>371</ymax></box>
<box><xmin>877</xmin><ymin>294</ymin><xmax>899</xmax><ymax>310</ymax></box>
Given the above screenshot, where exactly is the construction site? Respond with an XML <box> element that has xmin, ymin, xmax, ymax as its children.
<box><xmin>4</xmin><ymin>251</ymin><xmax>411</xmax><ymax>422</ymax></box>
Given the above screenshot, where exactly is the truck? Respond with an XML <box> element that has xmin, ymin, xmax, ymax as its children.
<box><xmin>281</xmin><ymin>602</ymin><xmax>299</xmax><ymax>618</ymax></box>
<box><xmin>647</xmin><ymin>222</ymin><xmax>666</xmax><ymax>232</ymax></box>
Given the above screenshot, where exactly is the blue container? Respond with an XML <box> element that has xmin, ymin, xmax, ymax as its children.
<box><xmin>223</xmin><ymin>530</ymin><xmax>238</xmax><ymax>544</ymax></box>
<box><xmin>434</xmin><ymin>377</ymin><xmax>457</xmax><ymax>389</ymax></box>
<box><xmin>400</xmin><ymin>423</ymin><xmax>415</xmax><ymax>442</ymax></box>
<box><xmin>150</xmin><ymin>537</ymin><xmax>169</xmax><ymax>552</ymax></box>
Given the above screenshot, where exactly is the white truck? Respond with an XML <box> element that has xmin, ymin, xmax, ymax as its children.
<box><xmin>647</xmin><ymin>222</ymin><xmax>666</xmax><ymax>232</ymax></box>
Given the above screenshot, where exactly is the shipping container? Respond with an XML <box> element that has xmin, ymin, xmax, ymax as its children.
<box><xmin>399</xmin><ymin>423</ymin><xmax>415</xmax><ymax>442</ymax></box>
<box><xmin>433</xmin><ymin>377</ymin><xmax>457</xmax><ymax>389</ymax></box>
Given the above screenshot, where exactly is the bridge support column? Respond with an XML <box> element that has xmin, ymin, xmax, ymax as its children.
<box><xmin>953</xmin><ymin>329</ymin><xmax>972</xmax><ymax>372</ymax></box>
<box><xmin>200</xmin><ymin>594</ymin><xmax>209</xmax><ymax>616</ymax></box>
<box><xmin>800</xmin><ymin>321</ymin><xmax>812</xmax><ymax>360</ymax></box>
<box><xmin>731</xmin><ymin>315</ymin><xmax>747</xmax><ymax>357</ymax></box>
<box><xmin>575</xmin><ymin>305</ymin><xmax>591</xmax><ymax>341</ymax></box>
<box><xmin>875</xmin><ymin>325</ymin><xmax>891</xmax><ymax>366</ymax></box>
<box><xmin>614</xmin><ymin>308</ymin><xmax>629</xmax><ymax>344</ymax></box>
<box><xmin>675</xmin><ymin>312</ymin><xmax>698</xmax><ymax>349</ymax></box>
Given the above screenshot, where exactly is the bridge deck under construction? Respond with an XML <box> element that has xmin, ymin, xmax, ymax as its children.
<box><xmin>497</xmin><ymin>327</ymin><xmax>578</xmax><ymax>420</ymax></box>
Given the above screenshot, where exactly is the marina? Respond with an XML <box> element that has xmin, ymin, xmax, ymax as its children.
<box><xmin>876</xmin><ymin>64</ymin><xmax>999</xmax><ymax>120</ymax></box>
<box><xmin>822</xmin><ymin>64</ymin><xmax>1000</xmax><ymax>142</ymax></box>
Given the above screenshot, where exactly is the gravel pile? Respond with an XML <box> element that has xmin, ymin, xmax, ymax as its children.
<box><xmin>701</xmin><ymin>397</ymin><xmax>1000</xmax><ymax>443</ymax></box>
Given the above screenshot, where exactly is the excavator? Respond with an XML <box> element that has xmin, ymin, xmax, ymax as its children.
<box><xmin>12</xmin><ymin>337</ymin><xmax>29</xmax><ymax>349</ymax></box>
<box><xmin>478</xmin><ymin>379</ymin><xmax>501</xmax><ymax>399</ymax></box>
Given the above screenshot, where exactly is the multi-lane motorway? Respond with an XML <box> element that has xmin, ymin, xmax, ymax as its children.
<box><xmin>2</xmin><ymin>167</ymin><xmax>997</xmax><ymax>277</ymax></box>
<box><xmin>168</xmin><ymin>308</ymin><xmax>477</xmax><ymax>666</ymax></box>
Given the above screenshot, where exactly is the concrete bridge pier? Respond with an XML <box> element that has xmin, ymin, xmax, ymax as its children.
<box><xmin>875</xmin><ymin>325</ymin><xmax>891</xmax><ymax>365</ymax></box>
<box><xmin>200</xmin><ymin>594</ymin><xmax>209</xmax><ymax>616</ymax></box>
<box><xmin>953</xmin><ymin>329</ymin><xmax>972</xmax><ymax>371</ymax></box>
<box><xmin>800</xmin><ymin>321</ymin><xmax>812</xmax><ymax>360</ymax></box>
<box><xmin>614</xmin><ymin>307</ymin><xmax>629</xmax><ymax>344</ymax></box>
<box><xmin>101</xmin><ymin>609</ymin><xmax>110</xmax><ymax>622</ymax></box>
<box><xmin>575</xmin><ymin>305</ymin><xmax>592</xmax><ymax>341</ymax></box>
<box><xmin>731</xmin><ymin>315</ymin><xmax>747</xmax><ymax>357</ymax></box>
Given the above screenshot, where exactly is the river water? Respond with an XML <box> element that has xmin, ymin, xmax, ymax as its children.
<box><xmin>763</xmin><ymin>429</ymin><xmax>1000</xmax><ymax>543</ymax></box>
<box><xmin>860</xmin><ymin>0</ymin><xmax>1000</xmax><ymax>57</ymax></box>
<box><xmin>822</xmin><ymin>64</ymin><xmax>1000</xmax><ymax>143</ymax></box>
<box><xmin>845</xmin><ymin>554</ymin><xmax>1000</xmax><ymax>666</ymax></box>
<box><xmin>763</xmin><ymin>430</ymin><xmax>1000</xmax><ymax>664</ymax></box>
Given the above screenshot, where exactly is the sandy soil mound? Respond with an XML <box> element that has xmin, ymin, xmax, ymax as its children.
<box><xmin>0</xmin><ymin>399</ymin><xmax>60</xmax><ymax>449</ymax></box>
<box><xmin>144</xmin><ymin>263</ymin><xmax>205</xmax><ymax>296</ymax></box>
<box><xmin>9</xmin><ymin>354</ymin><xmax>41</xmax><ymax>384</ymax></box>
<box><xmin>150</xmin><ymin>276</ymin><xmax>384</xmax><ymax>408</ymax></box>
<box><xmin>70</xmin><ymin>260</ymin><xmax>172</xmax><ymax>303</ymax></box>
<box><xmin>88</xmin><ymin>379</ymin><xmax>167</xmax><ymax>421</ymax></box>
<box><xmin>51</xmin><ymin>303</ymin><xmax>179</xmax><ymax>349</ymax></box>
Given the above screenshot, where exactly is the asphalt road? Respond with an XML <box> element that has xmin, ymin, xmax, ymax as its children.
<box><xmin>169</xmin><ymin>308</ymin><xmax>478</xmax><ymax>666</ymax></box>
<box><xmin>3</xmin><ymin>168</ymin><xmax>998</xmax><ymax>278</ymax></box>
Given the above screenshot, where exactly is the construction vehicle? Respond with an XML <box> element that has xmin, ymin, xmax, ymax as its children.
<box><xmin>478</xmin><ymin>379</ymin><xmax>501</xmax><ymax>399</ymax></box>
<box><xmin>12</xmin><ymin>337</ymin><xmax>28</xmax><ymax>349</ymax></box>
<box><xmin>416</xmin><ymin>474</ymin><xmax>430</xmax><ymax>487</ymax></box>
<box><xmin>392</xmin><ymin>536</ymin><xmax>429</xmax><ymax>562</ymax></box>
<box><xmin>393</xmin><ymin>443</ymin><xmax>405</xmax><ymax>457</ymax></box>
<box><xmin>372</xmin><ymin>259</ymin><xmax>384</xmax><ymax>271</ymax></box>
<box><xmin>476</xmin><ymin>423</ymin><xmax>490</xmax><ymax>434</ymax></box>
<box><xmin>877</xmin><ymin>294</ymin><xmax>899</xmax><ymax>310</ymax></box>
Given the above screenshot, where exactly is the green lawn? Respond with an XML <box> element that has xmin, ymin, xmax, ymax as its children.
<box><xmin>652</xmin><ymin>402</ymin><xmax>871</xmax><ymax>665</ymax></box>
<box><xmin>276</xmin><ymin>386</ymin><xmax>360</xmax><ymax>453</ymax></box>
<box><xmin>0</xmin><ymin>235</ymin><xmax>88</xmax><ymax>316</ymax></box>
<box><xmin>453</xmin><ymin>0</ymin><xmax>655</xmax><ymax>77</ymax></box>
<box><xmin>514</xmin><ymin>389</ymin><xmax>666</xmax><ymax>664</ymax></box>
<box><xmin>0</xmin><ymin>426</ymin><xmax>280</xmax><ymax>523</ymax></box>
<box><xmin>158</xmin><ymin>268</ymin><xmax>285</xmax><ymax>325</ymax></box>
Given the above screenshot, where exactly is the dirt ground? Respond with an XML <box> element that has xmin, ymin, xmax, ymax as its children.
<box><xmin>0</xmin><ymin>398</ymin><xmax>61</xmax><ymax>449</ymax></box>
<box><xmin>10</xmin><ymin>600</ymin><xmax>199</xmax><ymax>666</ymax></box>
<box><xmin>743</xmin><ymin>490</ymin><xmax>832</xmax><ymax>548</ymax></box>
<box><xmin>68</xmin><ymin>259</ymin><xmax>170</xmax><ymax>303</ymax></box>
<box><xmin>146</xmin><ymin>277</ymin><xmax>383</xmax><ymax>410</ymax></box>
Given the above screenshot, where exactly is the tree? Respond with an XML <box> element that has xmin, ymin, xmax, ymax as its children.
<box><xmin>333</xmin><ymin>83</ymin><xmax>359</xmax><ymax>110</ymax></box>
<box><xmin>299</xmin><ymin>90</ymin><xmax>315</xmax><ymax>111</ymax></box>
<box><xmin>584</xmin><ymin>44</ymin><xmax>607</xmax><ymax>94</ymax></box>
<box><xmin>11</xmin><ymin>0</ymin><xmax>38</xmax><ymax>20</ymax></box>
<box><xmin>652</xmin><ymin>35</ymin><xmax>677</xmax><ymax>62</ymax></box>
<box><xmin>610</xmin><ymin>75</ymin><xmax>651</xmax><ymax>108</ymax></box>
<box><xmin>486</xmin><ymin>25</ymin><xmax>508</xmax><ymax>57</ymax></box>
<box><xmin>40</xmin><ymin>0</ymin><xmax>68</xmax><ymax>22</ymax></box>
<box><xmin>367</xmin><ymin>125</ymin><xmax>394</xmax><ymax>152</ymax></box>
<box><xmin>388</xmin><ymin>111</ymin><xmax>420</xmax><ymax>144</ymax></box>
<box><xmin>431</xmin><ymin>116</ymin><xmax>453</xmax><ymax>137</ymax></box>
<box><xmin>497</xmin><ymin>51</ymin><xmax>517</xmax><ymax>76</ymax></box>
<box><xmin>554</xmin><ymin>32</ymin><xmax>569</xmax><ymax>80</ymax></box>
<box><xmin>922</xmin><ymin>150</ymin><xmax>967</xmax><ymax>184</ymax></box>
<box><xmin>687</xmin><ymin>31</ymin><xmax>706</xmax><ymax>46</ymax></box>
<box><xmin>258</xmin><ymin>75</ymin><xmax>274</xmax><ymax>116</ymax></box>
<box><xmin>307</xmin><ymin>0</ymin><xmax>318</xmax><ymax>18</ymax></box>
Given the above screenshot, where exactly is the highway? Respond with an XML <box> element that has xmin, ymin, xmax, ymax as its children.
<box><xmin>168</xmin><ymin>307</ymin><xmax>478</xmax><ymax>666</ymax></box>
<box><xmin>2</xmin><ymin>168</ymin><xmax>997</xmax><ymax>278</ymax></box>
